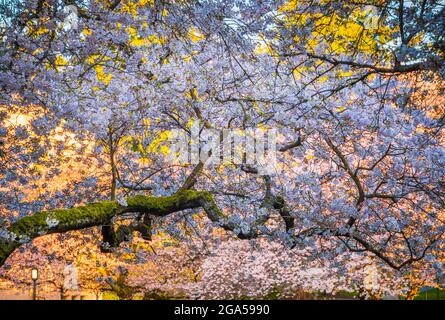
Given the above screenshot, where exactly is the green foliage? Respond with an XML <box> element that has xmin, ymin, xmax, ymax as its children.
<box><xmin>102</xmin><ymin>291</ymin><xmax>120</xmax><ymax>300</ymax></box>
<box><xmin>107</xmin><ymin>268</ymin><xmax>138</xmax><ymax>300</ymax></box>
<box><xmin>0</xmin><ymin>240</ymin><xmax>17</xmax><ymax>266</ymax></box>
<box><xmin>333</xmin><ymin>290</ymin><xmax>358</xmax><ymax>299</ymax></box>
<box><xmin>413</xmin><ymin>288</ymin><xmax>445</xmax><ymax>300</ymax></box>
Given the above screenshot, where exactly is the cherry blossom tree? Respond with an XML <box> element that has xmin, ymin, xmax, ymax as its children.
<box><xmin>0</xmin><ymin>0</ymin><xmax>444</xmax><ymax>298</ymax></box>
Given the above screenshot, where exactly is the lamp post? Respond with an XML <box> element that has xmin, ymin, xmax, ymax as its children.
<box><xmin>31</xmin><ymin>267</ymin><xmax>38</xmax><ymax>300</ymax></box>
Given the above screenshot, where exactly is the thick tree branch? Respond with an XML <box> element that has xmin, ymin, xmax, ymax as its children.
<box><xmin>0</xmin><ymin>189</ymin><xmax>258</xmax><ymax>267</ymax></box>
<box><xmin>298</xmin><ymin>52</ymin><xmax>443</xmax><ymax>74</ymax></box>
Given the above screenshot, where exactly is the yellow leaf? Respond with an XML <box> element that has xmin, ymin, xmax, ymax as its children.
<box><xmin>55</xmin><ymin>55</ymin><xmax>68</xmax><ymax>67</ymax></box>
<box><xmin>94</xmin><ymin>65</ymin><xmax>112</xmax><ymax>85</ymax></box>
<box><xmin>143</xmin><ymin>118</ymin><xmax>151</xmax><ymax>127</ymax></box>
<box><xmin>336</xmin><ymin>106</ymin><xmax>346</xmax><ymax>112</ymax></box>
<box><xmin>293</xmin><ymin>69</ymin><xmax>302</xmax><ymax>80</ymax></box>
<box><xmin>183</xmin><ymin>50</ymin><xmax>199</xmax><ymax>62</ymax></box>
<box><xmin>253</xmin><ymin>43</ymin><xmax>273</xmax><ymax>55</ymax></box>
<box><xmin>185</xmin><ymin>87</ymin><xmax>200</xmax><ymax>100</ymax></box>
<box><xmin>188</xmin><ymin>27</ymin><xmax>205</xmax><ymax>43</ymax></box>
<box><xmin>139</xmin><ymin>0</ymin><xmax>154</xmax><ymax>6</ymax></box>
<box><xmin>82</xmin><ymin>28</ymin><xmax>92</xmax><ymax>36</ymax></box>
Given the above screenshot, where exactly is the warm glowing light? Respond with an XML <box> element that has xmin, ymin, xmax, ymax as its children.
<box><xmin>31</xmin><ymin>268</ymin><xmax>39</xmax><ymax>281</ymax></box>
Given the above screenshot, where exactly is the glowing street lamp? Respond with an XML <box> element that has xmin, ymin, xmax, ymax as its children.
<box><xmin>31</xmin><ymin>267</ymin><xmax>38</xmax><ymax>300</ymax></box>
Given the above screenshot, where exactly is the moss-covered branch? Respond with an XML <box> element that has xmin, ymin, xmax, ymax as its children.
<box><xmin>1</xmin><ymin>201</ymin><xmax>119</xmax><ymax>266</ymax></box>
<box><xmin>0</xmin><ymin>190</ymin><xmax>234</xmax><ymax>267</ymax></box>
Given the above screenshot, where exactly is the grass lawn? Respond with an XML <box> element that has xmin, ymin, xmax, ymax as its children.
<box><xmin>413</xmin><ymin>288</ymin><xmax>445</xmax><ymax>300</ymax></box>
